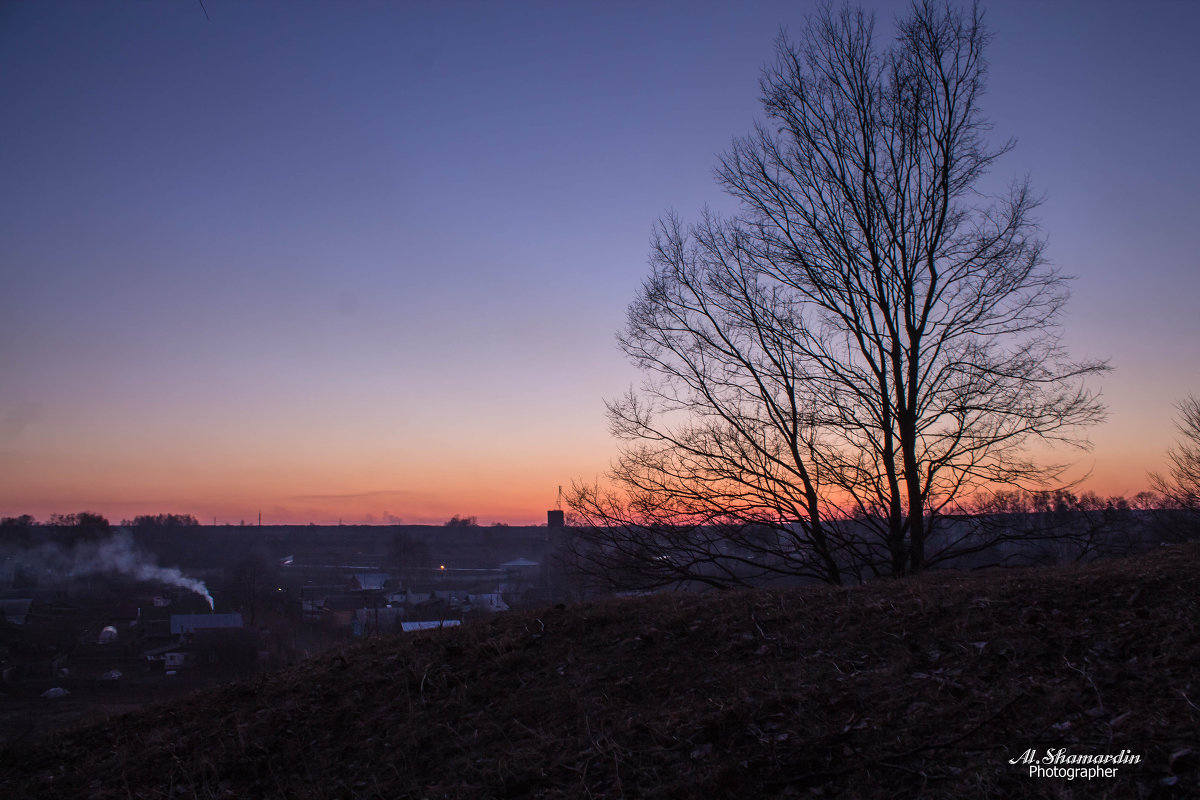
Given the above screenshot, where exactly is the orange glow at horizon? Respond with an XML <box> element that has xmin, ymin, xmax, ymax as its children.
<box><xmin>0</xmin><ymin>422</ymin><xmax>1175</xmax><ymax>527</ymax></box>
<box><xmin>0</xmin><ymin>443</ymin><xmax>593</xmax><ymax>526</ymax></box>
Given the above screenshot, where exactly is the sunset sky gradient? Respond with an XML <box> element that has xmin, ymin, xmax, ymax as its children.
<box><xmin>2</xmin><ymin>1</ymin><xmax>1197</xmax><ymax>525</ymax></box>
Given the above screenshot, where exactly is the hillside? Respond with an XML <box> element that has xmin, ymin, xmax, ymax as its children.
<box><xmin>2</xmin><ymin>544</ymin><xmax>1198</xmax><ymax>799</ymax></box>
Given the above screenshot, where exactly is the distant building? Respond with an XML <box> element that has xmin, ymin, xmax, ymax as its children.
<box><xmin>400</xmin><ymin>620</ymin><xmax>461</xmax><ymax>633</ymax></box>
<box><xmin>170</xmin><ymin>613</ymin><xmax>244</xmax><ymax>635</ymax></box>
<box><xmin>348</xmin><ymin>572</ymin><xmax>390</xmax><ymax>591</ymax></box>
<box><xmin>0</xmin><ymin>598</ymin><xmax>31</xmax><ymax>626</ymax></box>
<box><xmin>163</xmin><ymin>651</ymin><xmax>191</xmax><ymax>670</ymax></box>
<box><xmin>466</xmin><ymin>592</ymin><xmax>509</xmax><ymax>612</ymax></box>
<box><xmin>353</xmin><ymin>607</ymin><xmax>404</xmax><ymax>636</ymax></box>
<box><xmin>108</xmin><ymin>604</ymin><xmax>141</xmax><ymax>624</ymax></box>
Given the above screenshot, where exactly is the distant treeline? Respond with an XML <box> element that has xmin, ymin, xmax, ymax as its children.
<box><xmin>0</xmin><ymin>513</ymin><xmax>560</xmax><ymax>575</ymax></box>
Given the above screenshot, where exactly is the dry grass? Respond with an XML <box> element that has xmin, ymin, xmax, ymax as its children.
<box><xmin>2</xmin><ymin>543</ymin><xmax>1199</xmax><ymax>798</ymax></box>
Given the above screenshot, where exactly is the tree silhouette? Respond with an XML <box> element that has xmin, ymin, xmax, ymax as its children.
<box><xmin>569</xmin><ymin>1</ymin><xmax>1106</xmax><ymax>589</ymax></box>
<box><xmin>49</xmin><ymin>511</ymin><xmax>111</xmax><ymax>545</ymax></box>
<box><xmin>1151</xmin><ymin>395</ymin><xmax>1200</xmax><ymax>518</ymax></box>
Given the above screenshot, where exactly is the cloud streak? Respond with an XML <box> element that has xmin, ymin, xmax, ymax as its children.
<box><xmin>287</xmin><ymin>489</ymin><xmax>426</xmax><ymax>503</ymax></box>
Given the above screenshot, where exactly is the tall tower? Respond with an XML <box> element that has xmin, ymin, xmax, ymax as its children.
<box><xmin>547</xmin><ymin>485</ymin><xmax>565</xmax><ymax>528</ymax></box>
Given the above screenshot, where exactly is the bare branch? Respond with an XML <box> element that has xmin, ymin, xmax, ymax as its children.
<box><xmin>569</xmin><ymin>1</ymin><xmax>1107</xmax><ymax>590</ymax></box>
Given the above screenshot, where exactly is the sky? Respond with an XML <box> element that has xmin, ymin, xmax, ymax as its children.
<box><xmin>1</xmin><ymin>0</ymin><xmax>1197</xmax><ymax>526</ymax></box>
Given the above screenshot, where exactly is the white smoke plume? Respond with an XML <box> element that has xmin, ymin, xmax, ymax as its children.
<box><xmin>8</xmin><ymin>530</ymin><xmax>214</xmax><ymax>609</ymax></box>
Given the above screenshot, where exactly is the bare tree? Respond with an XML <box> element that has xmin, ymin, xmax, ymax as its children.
<box><xmin>569</xmin><ymin>1</ymin><xmax>1106</xmax><ymax>589</ymax></box>
<box><xmin>1151</xmin><ymin>395</ymin><xmax>1200</xmax><ymax>523</ymax></box>
<box><xmin>224</xmin><ymin>549</ymin><xmax>277</xmax><ymax>625</ymax></box>
<box><xmin>566</xmin><ymin>213</ymin><xmax>850</xmax><ymax>590</ymax></box>
<box><xmin>958</xmin><ymin>488</ymin><xmax>1151</xmax><ymax>567</ymax></box>
<box><xmin>389</xmin><ymin>528</ymin><xmax>432</xmax><ymax>573</ymax></box>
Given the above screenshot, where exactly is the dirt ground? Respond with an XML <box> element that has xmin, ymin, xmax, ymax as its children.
<box><xmin>1</xmin><ymin>543</ymin><xmax>1198</xmax><ymax>799</ymax></box>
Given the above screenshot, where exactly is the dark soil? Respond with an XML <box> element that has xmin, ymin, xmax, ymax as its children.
<box><xmin>2</xmin><ymin>543</ymin><xmax>1198</xmax><ymax>799</ymax></box>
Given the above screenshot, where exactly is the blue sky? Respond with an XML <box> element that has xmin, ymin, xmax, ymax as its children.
<box><xmin>1</xmin><ymin>0</ymin><xmax>1197</xmax><ymax>524</ymax></box>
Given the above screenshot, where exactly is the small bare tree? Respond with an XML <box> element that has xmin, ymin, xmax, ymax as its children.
<box><xmin>1150</xmin><ymin>396</ymin><xmax>1200</xmax><ymax>536</ymax></box>
<box><xmin>568</xmin><ymin>0</ymin><xmax>1106</xmax><ymax>589</ymax></box>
